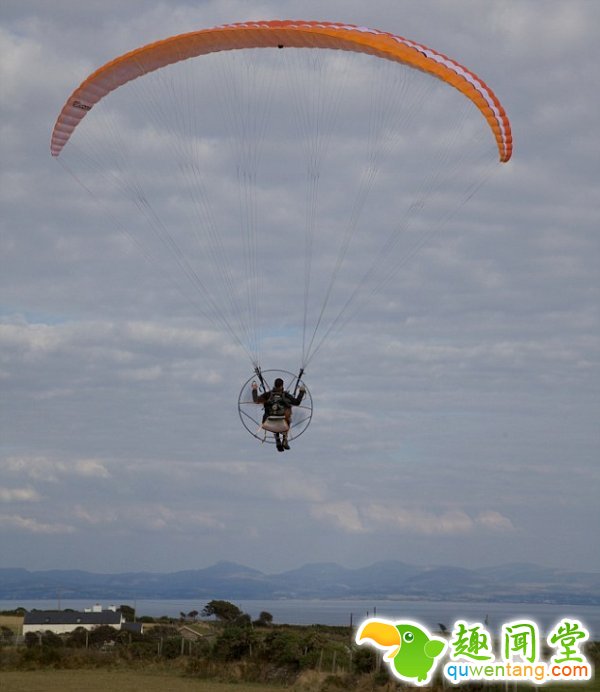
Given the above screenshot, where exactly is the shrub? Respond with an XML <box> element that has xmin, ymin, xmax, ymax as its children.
<box><xmin>352</xmin><ymin>646</ymin><xmax>376</xmax><ymax>674</ymax></box>
<box><xmin>213</xmin><ymin>623</ymin><xmax>256</xmax><ymax>661</ymax></box>
<box><xmin>263</xmin><ymin>630</ymin><xmax>303</xmax><ymax>667</ymax></box>
<box><xmin>65</xmin><ymin>626</ymin><xmax>88</xmax><ymax>648</ymax></box>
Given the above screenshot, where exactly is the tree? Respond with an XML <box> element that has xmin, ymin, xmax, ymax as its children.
<box><xmin>201</xmin><ymin>600</ymin><xmax>243</xmax><ymax>622</ymax></box>
<box><xmin>254</xmin><ymin>611</ymin><xmax>274</xmax><ymax>627</ymax></box>
<box><xmin>188</xmin><ymin>610</ymin><xmax>199</xmax><ymax>621</ymax></box>
<box><xmin>119</xmin><ymin>605</ymin><xmax>135</xmax><ymax>622</ymax></box>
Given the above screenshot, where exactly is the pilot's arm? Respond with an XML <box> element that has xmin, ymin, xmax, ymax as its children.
<box><xmin>285</xmin><ymin>386</ymin><xmax>306</xmax><ymax>407</ymax></box>
<box><xmin>251</xmin><ymin>382</ymin><xmax>268</xmax><ymax>404</ymax></box>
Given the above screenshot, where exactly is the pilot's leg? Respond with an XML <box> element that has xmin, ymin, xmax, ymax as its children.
<box><xmin>282</xmin><ymin>410</ymin><xmax>292</xmax><ymax>450</ymax></box>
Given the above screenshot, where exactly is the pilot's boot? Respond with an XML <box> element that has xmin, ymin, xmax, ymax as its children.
<box><xmin>282</xmin><ymin>433</ymin><xmax>290</xmax><ymax>450</ymax></box>
<box><xmin>275</xmin><ymin>433</ymin><xmax>284</xmax><ymax>452</ymax></box>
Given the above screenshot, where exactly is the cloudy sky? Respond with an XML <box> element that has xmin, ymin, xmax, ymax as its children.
<box><xmin>1</xmin><ymin>0</ymin><xmax>598</xmax><ymax>577</ymax></box>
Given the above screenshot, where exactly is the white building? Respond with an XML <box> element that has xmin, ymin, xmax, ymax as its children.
<box><xmin>23</xmin><ymin>605</ymin><xmax>124</xmax><ymax>635</ymax></box>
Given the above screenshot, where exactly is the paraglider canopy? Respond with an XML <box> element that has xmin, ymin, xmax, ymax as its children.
<box><xmin>51</xmin><ymin>21</ymin><xmax>511</xmax><ymax>162</ymax></box>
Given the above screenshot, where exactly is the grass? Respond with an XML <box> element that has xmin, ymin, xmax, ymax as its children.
<box><xmin>1</xmin><ymin>664</ymin><xmax>598</xmax><ymax>692</ymax></box>
<box><xmin>0</xmin><ymin>669</ymin><xmax>290</xmax><ymax>692</ymax></box>
<box><xmin>546</xmin><ymin>682</ymin><xmax>600</xmax><ymax>692</ymax></box>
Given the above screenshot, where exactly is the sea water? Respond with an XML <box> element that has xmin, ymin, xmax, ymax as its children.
<box><xmin>2</xmin><ymin>598</ymin><xmax>598</xmax><ymax>637</ymax></box>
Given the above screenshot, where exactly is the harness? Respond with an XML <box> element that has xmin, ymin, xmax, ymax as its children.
<box><xmin>267</xmin><ymin>391</ymin><xmax>287</xmax><ymax>417</ymax></box>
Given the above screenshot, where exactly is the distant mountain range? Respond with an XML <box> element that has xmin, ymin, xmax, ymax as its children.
<box><xmin>0</xmin><ymin>561</ymin><xmax>598</xmax><ymax>605</ymax></box>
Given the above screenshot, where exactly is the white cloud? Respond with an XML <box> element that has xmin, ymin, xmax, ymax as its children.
<box><xmin>0</xmin><ymin>323</ymin><xmax>65</xmax><ymax>356</ymax></box>
<box><xmin>121</xmin><ymin>504</ymin><xmax>225</xmax><ymax>532</ymax></box>
<box><xmin>74</xmin><ymin>459</ymin><xmax>110</xmax><ymax>479</ymax></box>
<box><xmin>0</xmin><ymin>487</ymin><xmax>40</xmax><ymax>502</ymax></box>
<box><xmin>0</xmin><ymin>513</ymin><xmax>75</xmax><ymax>534</ymax></box>
<box><xmin>499</xmin><ymin>3</ymin><xmax>589</xmax><ymax>49</ymax></box>
<box><xmin>72</xmin><ymin>505</ymin><xmax>117</xmax><ymax>526</ymax></box>
<box><xmin>2</xmin><ymin>456</ymin><xmax>110</xmax><ymax>482</ymax></box>
<box><xmin>475</xmin><ymin>511</ymin><xmax>515</xmax><ymax>532</ymax></box>
<box><xmin>119</xmin><ymin>365</ymin><xmax>163</xmax><ymax>382</ymax></box>
<box><xmin>2</xmin><ymin>457</ymin><xmax>63</xmax><ymax>483</ymax></box>
<box><xmin>266</xmin><ymin>470</ymin><xmax>326</xmax><ymax>503</ymax></box>
<box><xmin>310</xmin><ymin>501</ymin><xmax>367</xmax><ymax>533</ymax></box>
<box><xmin>0</xmin><ymin>0</ymin><xmax>597</xmax><ymax>573</ymax></box>
<box><xmin>363</xmin><ymin>505</ymin><xmax>474</xmax><ymax>535</ymax></box>
<box><xmin>309</xmin><ymin>502</ymin><xmax>517</xmax><ymax>537</ymax></box>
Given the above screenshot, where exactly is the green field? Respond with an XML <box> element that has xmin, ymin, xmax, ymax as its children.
<box><xmin>0</xmin><ymin>669</ymin><xmax>290</xmax><ymax>692</ymax></box>
<box><xmin>0</xmin><ymin>615</ymin><xmax>22</xmax><ymax>634</ymax></box>
<box><xmin>2</xmin><ymin>669</ymin><xmax>599</xmax><ymax>692</ymax></box>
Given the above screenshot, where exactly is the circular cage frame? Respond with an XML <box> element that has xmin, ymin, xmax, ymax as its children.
<box><xmin>238</xmin><ymin>369</ymin><xmax>313</xmax><ymax>444</ymax></box>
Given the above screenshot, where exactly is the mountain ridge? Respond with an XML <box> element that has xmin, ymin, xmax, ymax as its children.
<box><xmin>0</xmin><ymin>561</ymin><xmax>598</xmax><ymax>604</ymax></box>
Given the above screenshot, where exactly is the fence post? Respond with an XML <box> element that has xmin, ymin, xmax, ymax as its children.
<box><xmin>349</xmin><ymin>613</ymin><xmax>354</xmax><ymax>670</ymax></box>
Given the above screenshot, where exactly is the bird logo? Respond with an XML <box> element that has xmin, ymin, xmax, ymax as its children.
<box><xmin>356</xmin><ymin>618</ymin><xmax>447</xmax><ymax>685</ymax></box>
